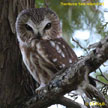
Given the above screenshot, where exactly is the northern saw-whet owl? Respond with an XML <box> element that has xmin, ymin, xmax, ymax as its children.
<box><xmin>16</xmin><ymin>8</ymin><xmax>78</xmax><ymax>91</ymax></box>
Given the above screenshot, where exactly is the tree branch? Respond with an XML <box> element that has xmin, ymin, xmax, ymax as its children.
<box><xmin>58</xmin><ymin>97</ymin><xmax>87</xmax><ymax>108</ymax></box>
<box><xmin>85</xmin><ymin>84</ymin><xmax>107</xmax><ymax>104</ymax></box>
<box><xmin>22</xmin><ymin>36</ymin><xmax>108</xmax><ymax>108</ymax></box>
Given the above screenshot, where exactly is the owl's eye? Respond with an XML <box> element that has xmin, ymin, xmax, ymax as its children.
<box><xmin>44</xmin><ymin>23</ymin><xmax>51</xmax><ymax>30</ymax></box>
<box><xmin>25</xmin><ymin>24</ymin><xmax>33</xmax><ymax>31</ymax></box>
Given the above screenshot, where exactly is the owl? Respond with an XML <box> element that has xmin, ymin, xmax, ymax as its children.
<box><xmin>16</xmin><ymin>8</ymin><xmax>78</xmax><ymax>91</ymax></box>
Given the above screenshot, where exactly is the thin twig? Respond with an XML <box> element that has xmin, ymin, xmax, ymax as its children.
<box><xmin>99</xmin><ymin>68</ymin><xmax>108</xmax><ymax>81</ymax></box>
<box><xmin>92</xmin><ymin>77</ymin><xmax>108</xmax><ymax>86</ymax></box>
<box><xmin>72</xmin><ymin>37</ymin><xmax>87</xmax><ymax>51</ymax></box>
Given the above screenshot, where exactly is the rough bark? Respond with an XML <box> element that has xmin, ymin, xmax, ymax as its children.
<box><xmin>0</xmin><ymin>0</ymin><xmax>35</xmax><ymax>107</ymax></box>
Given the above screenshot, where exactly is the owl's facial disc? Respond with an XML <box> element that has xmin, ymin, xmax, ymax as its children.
<box><xmin>16</xmin><ymin>8</ymin><xmax>62</xmax><ymax>43</ymax></box>
<box><xmin>26</xmin><ymin>18</ymin><xmax>52</xmax><ymax>40</ymax></box>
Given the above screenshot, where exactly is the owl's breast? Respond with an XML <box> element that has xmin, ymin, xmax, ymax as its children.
<box><xmin>20</xmin><ymin>45</ymin><xmax>40</xmax><ymax>82</ymax></box>
<box><xmin>19</xmin><ymin>37</ymin><xmax>78</xmax><ymax>85</ymax></box>
<box><xmin>36</xmin><ymin>38</ymin><xmax>78</xmax><ymax>71</ymax></box>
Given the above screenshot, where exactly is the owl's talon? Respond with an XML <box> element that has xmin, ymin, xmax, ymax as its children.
<box><xmin>35</xmin><ymin>83</ymin><xmax>46</xmax><ymax>93</ymax></box>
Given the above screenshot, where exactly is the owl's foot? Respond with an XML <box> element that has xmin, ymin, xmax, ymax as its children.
<box><xmin>35</xmin><ymin>83</ymin><xmax>46</xmax><ymax>93</ymax></box>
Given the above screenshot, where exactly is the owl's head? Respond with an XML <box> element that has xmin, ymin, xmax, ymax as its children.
<box><xmin>16</xmin><ymin>8</ymin><xmax>62</xmax><ymax>43</ymax></box>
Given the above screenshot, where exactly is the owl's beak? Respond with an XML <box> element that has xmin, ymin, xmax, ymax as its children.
<box><xmin>36</xmin><ymin>32</ymin><xmax>42</xmax><ymax>39</ymax></box>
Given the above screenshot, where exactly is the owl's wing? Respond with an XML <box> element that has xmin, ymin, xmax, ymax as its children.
<box><xmin>37</xmin><ymin>37</ymin><xmax>78</xmax><ymax>71</ymax></box>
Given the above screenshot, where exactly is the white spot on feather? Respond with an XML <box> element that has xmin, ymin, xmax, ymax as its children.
<box><xmin>56</xmin><ymin>45</ymin><xmax>60</xmax><ymax>51</ymax></box>
<box><xmin>50</xmin><ymin>41</ymin><xmax>55</xmax><ymax>47</ymax></box>
<box><xmin>59</xmin><ymin>64</ymin><xmax>65</xmax><ymax>68</ymax></box>
<box><xmin>63</xmin><ymin>45</ymin><xmax>65</xmax><ymax>48</ymax></box>
<box><xmin>69</xmin><ymin>59</ymin><xmax>72</xmax><ymax>63</ymax></box>
<box><xmin>36</xmin><ymin>42</ymin><xmax>41</xmax><ymax>50</ymax></box>
<box><xmin>62</xmin><ymin>64</ymin><xmax>65</xmax><ymax>67</ymax></box>
<box><xmin>61</xmin><ymin>52</ymin><xmax>65</xmax><ymax>58</ymax></box>
<box><xmin>56</xmin><ymin>45</ymin><xmax>62</xmax><ymax>54</ymax></box>
<box><xmin>58</xmin><ymin>49</ymin><xmax>62</xmax><ymax>53</ymax></box>
<box><xmin>53</xmin><ymin>58</ymin><xmax>57</xmax><ymax>62</ymax></box>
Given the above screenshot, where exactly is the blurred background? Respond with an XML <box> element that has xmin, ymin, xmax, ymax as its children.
<box><xmin>35</xmin><ymin>0</ymin><xmax>108</xmax><ymax>107</ymax></box>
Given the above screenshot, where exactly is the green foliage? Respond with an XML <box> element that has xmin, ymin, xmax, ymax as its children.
<box><xmin>96</xmin><ymin>22</ymin><xmax>108</xmax><ymax>38</ymax></box>
<box><xmin>35</xmin><ymin>0</ymin><xmax>103</xmax><ymax>41</ymax></box>
<box><xmin>93</xmin><ymin>71</ymin><xmax>108</xmax><ymax>84</ymax></box>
